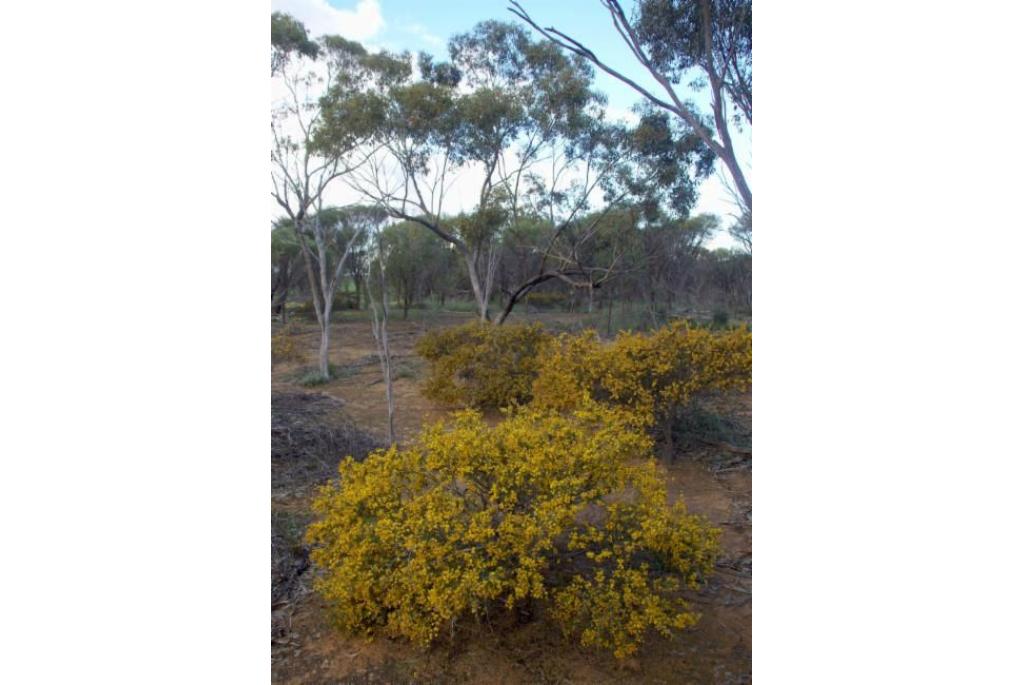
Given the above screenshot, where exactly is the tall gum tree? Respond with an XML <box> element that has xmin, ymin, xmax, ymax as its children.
<box><xmin>271</xmin><ymin>19</ymin><xmax>388</xmax><ymax>378</ymax></box>
<box><xmin>510</xmin><ymin>0</ymin><xmax>752</xmax><ymax>221</ymax></box>
<box><xmin>298</xmin><ymin>205</ymin><xmax>386</xmax><ymax>378</ymax></box>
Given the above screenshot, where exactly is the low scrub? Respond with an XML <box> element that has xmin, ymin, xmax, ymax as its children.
<box><xmin>295</xmin><ymin>364</ymin><xmax>348</xmax><ymax>387</ymax></box>
<box><xmin>415</xmin><ymin>322</ymin><xmax>551</xmax><ymax>408</ymax></box>
<box><xmin>524</xmin><ymin>290</ymin><xmax>570</xmax><ymax>309</ymax></box>
<box><xmin>271</xmin><ymin>329</ymin><xmax>305</xmax><ymax>365</ymax></box>
<box><xmin>532</xmin><ymin>322</ymin><xmax>752</xmax><ymax>443</ymax></box>
<box><xmin>295</xmin><ymin>292</ymin><xmax>361</xmax><ymax>321</ymax></box>
<box><xmin>306</xmin><ymin>404</ymin><xmax>719</xmax><ymax>659</ymax></box>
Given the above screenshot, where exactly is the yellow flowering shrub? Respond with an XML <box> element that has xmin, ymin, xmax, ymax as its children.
<box><xmin>306</xmin><ymin>404</ymin><xmax>719</xmax><ymax>659</ymax></box>
<box><xmin>271</xmin><ymin>328</ymin><xmax>304</xmax><ymax>365</ymax></box>
<box><xmin>414</xmin><ymin>322</ymin><xmax>551</xmax><ymax>408</ymax></box>
<box><xmin>532</xmin><ymin>322</ymin><xmax>752</xmax><ymax>433</ymax></box>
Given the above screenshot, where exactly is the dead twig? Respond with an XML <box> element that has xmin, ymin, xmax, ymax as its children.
<box><xmin>697</xmin><ymin>437</ymin><xmax>752</xmax><ymax>455</ymax></box>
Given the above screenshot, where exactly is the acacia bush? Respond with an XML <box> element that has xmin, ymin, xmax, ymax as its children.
<box><xmin>532</xmin><ymin>322</ymin><xmax>752</xmax><ymax>443</ymax></box>
<box><xmin>306</xmin><ymin>404</ymin><xmax>719</xmax><ymax>659</ymax></box>
<box><xmin>414</xmin><ymin>322</ymin><xmax>551</xmax><ymax>408</ymax></box>
<box><xmin>271</xmin><ymin>327</ymin><xmax>305</xmax><ymax>365</ymax></box>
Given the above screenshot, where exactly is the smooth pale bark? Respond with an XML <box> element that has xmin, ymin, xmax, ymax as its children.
<box><xmin>464</xmin><ymin>250</ymin><xmax>491</xmax><ymax>322</ymax></box>
<box><xmin>368</xmin><ymin>240</ymin><xmax>396</xmax><ymax>445</ymax></box>
<box><xmin>318</xmin><ymin>302</ymin><xmax>333</xmax><ymax>378</ymax></box>
<box><xmin>293</xmin><ymin>218</ymin><xmax>366</xmax><ymax>381</ymax></box>
<box><xmin>378</xmin><ymin>309</ymin><xmax>395</xmax><ymax>445</ymax></box>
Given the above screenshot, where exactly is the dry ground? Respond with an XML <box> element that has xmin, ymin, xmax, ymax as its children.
<box><xmin>271</xmin><ymin>311</ymin><xmax>751</xmax><ymax>684</ymax></box>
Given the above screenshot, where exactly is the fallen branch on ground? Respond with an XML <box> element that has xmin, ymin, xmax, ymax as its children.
<box><xmin>697</xmin><ymin>437</ymin><xmax>752</xmax><ymax>455</ymax></box>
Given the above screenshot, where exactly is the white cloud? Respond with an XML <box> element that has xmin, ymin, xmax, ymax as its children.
<box><xmin>271</xmin><ymin>0</ymin><xmax>385</xmax><ymax>42</ymax></box>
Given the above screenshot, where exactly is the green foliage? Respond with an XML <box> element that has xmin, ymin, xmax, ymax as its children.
<box><xmin>634</xmin><ymin>0</ymin><xmax>752</xmax><ymax>118</ymax></box>
<box><xmin>313</xmin><ymin>19</ymin><xmax>612</xmax><ymax>200</ymax></box>
<box><xmin>307</xmin><ymin>404</ymin><xmax>719</xmax><ymax>659</ymax></box>
<box><xmin>297</xmin><ymin>370</ymin><xmax>330</xmax><ymax>387</ymax></box>
<box><xmin>296</xmin><ymin>363</ymin><xmax>347</xmax><ymax>387</ymax></box>
<box><xmin>415</xmin><ymin>322</ymin><xmax>551</xmax><ymax>408</ymax></box>
<box><xmin>381</xmin><ymin>221</ymin><xmax>456</xmax><ymax>315</ymax></box>
<box><xmin>451</xmin><ymin>204</ymin><xmax>508</xmax><ymax>249</ymax></box>
<box><xmin>310</xmin><ymin>205</ymin><xmax>387</xmax><ymax>248</ymax></box>
<box><xmin>296</xmin><ymin>292</ymin><xmax>360</xmax><ymax>320</ymax></box>
<box><xmin>671</xmin><ymin>401</ymin><xmax>750</xmax><ymax>455</ymax></box>
<box><xmin>271</xmin><ymin>12</ymin><xmax>319</xmax><ymax>67</ymax></box>
<box><xmin>449</xmin><ymin>21</ymin><xmax>599</xmax><ymax>137</ymax></box>
<box><xmin>271</xmin><ymin>222</ymin><xmax>301</xmax><ymax>260</ymax></box>
<box><xmin>622</xmin><ymin>108</ymin><xmax>717</xmax><ymax>218</ymax></box>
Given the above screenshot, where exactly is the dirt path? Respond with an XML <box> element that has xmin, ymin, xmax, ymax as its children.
<box><xmin>271</xmin><ymin>315</ymin><xmax>752</xmax><ymax>684</ymax></box>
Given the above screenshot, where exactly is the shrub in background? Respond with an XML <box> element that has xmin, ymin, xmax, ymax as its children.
<box><xmin>271</xmin><ymin>326</ymin><xmax>305</xmax><ymax>365</ymax></box>
<box><xmin>296</xmin><ymin>292</ymin><xmax>360</xmax><ymax>321</ymax></box>
<box><xmin>532</xmin><ymin>322</ymin><xmax>752</xmax><ymax>450</ymax></box>
<box><xmin>414</xmin><ymin>322</ymin><xmax>551</xmax><ymax>408</ymax></box>
<box><xmin>524</xmin><ymin>290</ymin><xmax>570</xmax><ymax>310</ymax></box>
<box><xmin>306</xmin><ymin>404</ymin><xmax>719</xmax><ymax>659</ymax></box>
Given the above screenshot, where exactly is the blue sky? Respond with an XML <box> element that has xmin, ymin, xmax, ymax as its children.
<box><xmin>371</xmin><ymin>0</ymin><xmax>668</xmax><ymax>113</ymax></box>
<box><xmin>272</xmin><ymin>0</ymin><xmax>750</xmax><ymax>245</ymax></box>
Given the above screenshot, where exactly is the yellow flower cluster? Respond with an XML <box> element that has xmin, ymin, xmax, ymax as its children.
<box><xmin>414</xmin><ymin>322</ymin><xmax>551</xmax><ymax>408</ymax></box>
<box><xmin>306</xmin><ymin>403</ymin><xmax>719</xmax><ymax>659</ymax></box>
<box><xmin>532</xmin><ymin>321</ymin><xmax>752</xmax><ymax>428</ymax></box>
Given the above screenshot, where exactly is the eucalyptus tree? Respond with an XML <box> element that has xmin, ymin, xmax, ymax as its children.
<box><xmin>315</xmin><ymin>22</ymin><xmax>618</xmax><ymax>322</ymax></box>
<box><xmin>271</xmin><ymin>20</ymin><xmax>399</xmax><ymax>378</ymax></box>
<box><xmin>379</xmin><ymin>221</ymin><xmax>452</xmax><ymax>319</ymax></box>
<box><xmin>297</xmin><ymin>205</ymin><xmax>387</xmax><ymax>378</ymax></box>
<box><xmin>365</xmin><ymin>228</ymin><xmax>395</xmax><ymax>445</ymax></box>
<box><xmin>510</xmin><ymin>0</ymin><xmax>752</xmax><ymax>217</ymax></box>
<box><xmin>271</xmin><ymin>30</ymin><xmax>377</xmax><ymax>239</ymax></box>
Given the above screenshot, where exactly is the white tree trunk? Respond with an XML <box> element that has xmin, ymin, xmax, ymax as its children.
<box><xmin>464</xmin><ymin>250</ymin><xmax>490</xmax><ymax>322</ymax></box>
<box><xmin>368</xmin><ymin>241</ymin><xmax>396</xmax><ymax>445</ymax></box>
<box><xmin>318</xmin><ymin>302</ymin><xmax>332</xmax><ymax>379</ymax></box>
